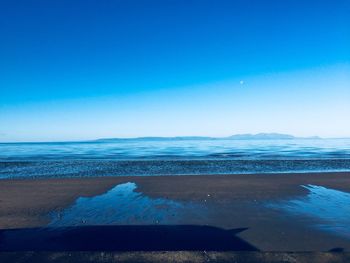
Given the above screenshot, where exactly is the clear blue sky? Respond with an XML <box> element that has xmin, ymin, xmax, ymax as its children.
<box><xmin>0</xmin><ymin>0</ymin><xmax>349</xmax><ymax>142</ymax></box>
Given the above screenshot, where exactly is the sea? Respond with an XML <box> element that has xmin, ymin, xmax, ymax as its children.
<box><xmin>1</xmin><ymin>138</ymin><xmax>350</xmax><ymax>179</ymax></box>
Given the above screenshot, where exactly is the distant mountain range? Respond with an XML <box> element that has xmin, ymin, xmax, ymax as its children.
<box><xmin>96</xmin><ymin>133</ymin><xmax>321</xmax><ymax>142</ymax></box>
<box><xmin>228</xmin><ymin>133</ymin><xmax>320</xmax><ymax>140</ymax></box>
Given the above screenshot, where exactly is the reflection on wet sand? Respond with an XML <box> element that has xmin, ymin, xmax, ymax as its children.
<box><xmin>269</xmin><ymin>185</ymin><xmax>350</xmax><ymax>239</ymax></box>
<box><xmin>50</xmin><ymin>182</ymin><xmax>206</xmax><ymax>226</ymax></box>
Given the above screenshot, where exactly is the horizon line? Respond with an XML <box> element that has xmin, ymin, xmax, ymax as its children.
<box><xmin>1</xmin><ymin>133</ymin><xmax>350</xmax><ymax>144</ymax></box>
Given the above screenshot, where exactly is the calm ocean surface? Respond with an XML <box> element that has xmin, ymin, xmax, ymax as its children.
<box><xmin>1</xmin><ymin>139</ymin><xmax>350</xmax><ymax>179</ymax></box>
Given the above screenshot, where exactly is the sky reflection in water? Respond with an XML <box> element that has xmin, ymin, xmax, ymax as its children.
<box><xmin>49</xmin><ymin>182</ymin><xmax>205</xmax><ymax>226</ymax></box>
<box><xmin>269</xmin><ymin>185</ymin><xmax>350</xmax><ymax>239</ymax></box>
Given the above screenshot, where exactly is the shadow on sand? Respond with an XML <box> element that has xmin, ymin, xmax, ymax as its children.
<box><xmin>0</xmin><ymin>225</ymin><xmax>258</xmax><ymax>251</ymax></box>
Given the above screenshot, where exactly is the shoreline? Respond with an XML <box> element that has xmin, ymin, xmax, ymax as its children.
<box><xmin>2</xmin><ymin>158</ymin><xmax>350</xmax><ymax>179</ymax></box>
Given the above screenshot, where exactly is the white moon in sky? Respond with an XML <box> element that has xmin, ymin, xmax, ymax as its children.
<box><xmin>240</xmin><ymin>80</ymin><xmax>244</xmax><ymax>85</ymax></box>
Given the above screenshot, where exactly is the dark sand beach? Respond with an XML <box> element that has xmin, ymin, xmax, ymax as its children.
<box><xmin>1</xmin><ymin>172</ymin><xmax>350</xmax><ymax>254</ymax></box>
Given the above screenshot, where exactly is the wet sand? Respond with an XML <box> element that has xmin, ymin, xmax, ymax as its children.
<box><xmin>1</xmin><ymin>251</ymin><xmax>349</xmax><ymax>263</ymax></box>
<box><xmin>0</xmin><ymin>172</ymin><xmax>350</xmax><ymax>253</ymax></box>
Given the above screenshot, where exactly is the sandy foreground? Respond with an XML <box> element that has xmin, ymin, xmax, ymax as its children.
<box><xmin>0</xmin><ymin>172</ymin><xmax>350</xmax><ymax>256</ymax></box>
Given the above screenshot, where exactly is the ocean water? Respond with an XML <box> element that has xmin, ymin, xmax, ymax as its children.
<box><xmin>0</xmin><ymin>138</ymin><xmax>350</xmax><ymax>178</ymax></box>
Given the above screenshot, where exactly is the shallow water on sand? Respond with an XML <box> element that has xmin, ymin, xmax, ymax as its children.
<box><xmin>268</xmin><ymin>185</ymin><xmax>350</xmax><ymax>239</ymax></box>
<box><xmin>49</xmin><ymin>182</ymin><xmax>206</xmax><ymax>226</ymax></box>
